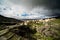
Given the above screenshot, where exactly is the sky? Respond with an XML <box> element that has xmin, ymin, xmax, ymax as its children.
<box><xmin>0</xmin><ymin>0</ymin><xmax>60</xmax><ymax>20</ymax></box>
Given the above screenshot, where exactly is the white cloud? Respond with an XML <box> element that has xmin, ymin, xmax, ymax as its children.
<box><xmin>0</xmin><ymin>0</ymin><xmax>57</xmax><ymax>20</ymax></box>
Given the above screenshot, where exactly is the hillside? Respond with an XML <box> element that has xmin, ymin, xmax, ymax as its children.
<box><xmin>0</xmin><ymin>15</ymin><xmax>23</xmax><ymax>23</ymax></box>
<box><xmin>0</xmin><ymin>16</ymin><xmax>60</xmax><ymax>40</ymax></box>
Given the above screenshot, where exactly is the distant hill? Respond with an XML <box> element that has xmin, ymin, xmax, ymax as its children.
<box><xmin>0</xmin><ymin>15</ymin><xmax>23</xmax><ymax>23</ymax></box>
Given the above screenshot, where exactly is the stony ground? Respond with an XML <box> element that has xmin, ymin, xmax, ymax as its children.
<box><xmin>0</xmin><ymin>18</ymin><xmax>60</xmax><ymax>40</ymax></box>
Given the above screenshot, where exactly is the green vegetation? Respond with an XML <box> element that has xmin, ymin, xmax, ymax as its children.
<box><xmin>0</xmin><ymin>18</ymin><xmax>60</xmax><ymax>40</ymax></box>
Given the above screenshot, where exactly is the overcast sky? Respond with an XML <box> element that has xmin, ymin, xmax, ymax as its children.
<box><xmin>0</xmin><ymin>0</ymin><xmax>60</xmax><ymax>19</ymax></box>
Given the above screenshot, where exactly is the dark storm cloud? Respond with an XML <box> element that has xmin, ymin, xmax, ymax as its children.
<box><xmin>10</xmin><ymin>0</ymin><xmax>60</xmax><ymax>16</ymax></box>
<box><xmin>34</xmin><ymin>0</ymin><xmax>60</xmax><ymax>17</ymax></box>
<box><xmin>32</xmin><ymin>0</ymin><xmax>60</xmax><ymax>9</ymax></box>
